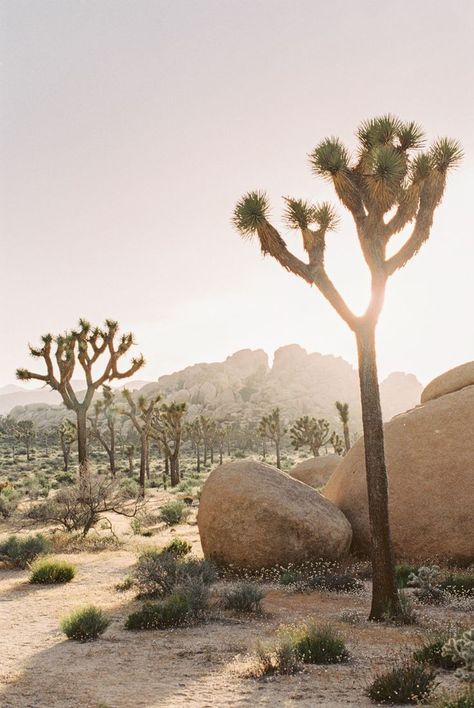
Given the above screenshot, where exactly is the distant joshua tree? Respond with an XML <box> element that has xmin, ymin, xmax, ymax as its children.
<box><xmin>185</xmin><ymin>418</ymin><xmax>204</xmax><ymax>473</ymax></box>
<box><xmin>16</xmin><ymin>319</ymin><xmax>144</xmax><ymax>469</ymax></box>
<box><xmin>152</xmin><ymin>402</ymin><xmax>187</xmax><ymax>486</ymax></box>
<box><xmin>234</xmin><ymin>115</ymin><xmax>461</xmax><ymax>620</ymax></box>
<box><xmin>290</xmin><ymin>416</ymin><xmax>331</xmax><ymax>457</ymax></box>
<box><xmin>335</xmin><ymin>401</ymin><xmax>351</xmax><ymax>453</ymax></box>
<box><xmin>330</xmin><ymin>431</ymin><xmax>345</xmax><ymax>456</ymax></box>
<box><xmin>122</xmin><ymin>390</ymin><xmax>161</xmax><ymax>494</ymax></box>
<box><xmin>89</xmin><ymin>385</ymin><xmax>119</xmax><ymax>476</ymax></box>
<box><xmin>15</xmin><ymin>420</ymin><xmax>35</xmax><ymax>461</ymax></box>
<box><xmin>58</xmin><ymin>419</ymin><xmax>76</xmax><ymax>471</ymax></box>
<box><xmin>258</xmin><ymin>407</ymin><xmax>286</xmax><ymax>469</ymax></box>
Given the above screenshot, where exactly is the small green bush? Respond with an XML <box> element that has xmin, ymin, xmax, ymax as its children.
<box><xmin>366</xmin><ymin>661</ymin><xmax>436</xmax><ymax>704</ymax></box>
<box><xmin>159</xmin><ymin>501</ymin><xmax>189</xmax><ymax>525</ymax></box>
<box><xmin>0</xmin><ymin>533</ymin><xmax>50</xmax><ymax>568</ymax></box>
<box><xmin>414</xmin><ymin>632</ymin><xmax>461</xmax><ymax>670</ymax></box>
<box><xmin>251</xmin><ymin>638</ymin><xmax>301</xmax><ymax>677</ymax></box>
<box><xmin>30</xmin><ymin>558</ymin><xmax>76</xmax><ymax>584</ymax></box>
<box><xmin>119</xmin><ymin>478</ymin><xmax>141</xmax><ymax>499</ymax></box>
<box><xmin>441</xmin><ymin>574</ymin><xmax>474</xmax><ymax>597</ymax></box>
<box><xmin>125</xmin><ymin>593</ymin><xmax>190</xmax><ymax>630</ymax></box>
<box><xmin>220</xmin><ymin>582</ymin><xmax>264</xmax><ymax>613</ymax></box>
<box><xmin>60</xmin><ymin>606</ymin><xmax>110</xmax><ymax>641</ymax></box>
<box><xmin>281</xmin><ymin>621</ymin><xmax>349</xmax><ymax>664</ymax></box>
<box><xmin>160</xmin><ymin>538</ymin><xmax>192</xmax><ymax>558</ymax></box>
<box><xmin>133</xmin><ymin>550</ymin><xmax>216</xmax><ymax>599</ymax></box>
<box><xmin>395</xmin><ymin>563</ymin><xmax>418</xmax><ymax>588</ymax></box>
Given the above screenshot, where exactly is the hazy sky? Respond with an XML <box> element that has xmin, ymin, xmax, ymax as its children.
<box><xmin>1</xmin><ymin>0</ymin><xmax>473</xmax><ymax>389</ymax></box>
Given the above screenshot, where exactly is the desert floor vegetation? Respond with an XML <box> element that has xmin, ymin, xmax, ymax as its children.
<box><xmin>1</xmin><ymin>479</ymin><xmax>472</xmax><ymax>707</ymax></box>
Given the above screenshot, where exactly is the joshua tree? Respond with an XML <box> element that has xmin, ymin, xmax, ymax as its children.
<box><xmin>0</xmin><ymin>416</ymin><xmax>18</xmax><ymax>461</ymax></box>
<box><xmin>15</xmin><ymin>420</ymin><xmax>35</xmax><ymax>461</ymax></box>
<box><xmin>258</xmin><ymin>407</ymin><xmax>286</xmax><ymax>469</ymax></box>
<box><xmin>16</xmin><ymin>319</ymin><xmax>144</xmax><ymax>468</ymax></box>
<box><xmin>290</xmin><ymin>416</ymin><xmax>331</xmax><ymax>457</ymax></box>
<box><xmin>152</xmin><ymin>402</ymin><xmax>187</xmax><ymax>487</ymax></box>
<box><xmin>122</xmin><ymin>390</ymin><xmax>161</xmax><ymax>494</ymax></box>
<box><xmin>58</xmin><ymin>419</ymin><xmax>76</xmax><ymax>471</ymax></box>
<box><xmin>185</xmin><ymin>418</ymin><xmax>204</xmax><ymax>473</ymax></box>
<box><xmin>335</xmin><ymin>401</ymin><xmax>351</xmax><ymax>454</ymax></box>
<box><xmin>199</xmin><ymin>415</ymin><xmax>215</xmax><ymax>466</ymax></box>
<box><xmin>234</xmin><ymin>115</ymin><xmax>461</xmax><ymax>620</ymax></box>
<box><xmin>88</xmin><ymin>385</ymin><xmax>118</xmax><ymax>476</ymax></box>
<box><xmin>125</xmin><ymin>444</ymin><xmax>135</xmax><ymax>475</ymax></box>
<box><xmin>215</xmin><ymin>423</ymin><xmax>227</xmax><ymax>465</ymax></box>
<box><xmin>330</xmin><ymin>431</ymin><xmax>345</xmax><ymax>456</ymax></box>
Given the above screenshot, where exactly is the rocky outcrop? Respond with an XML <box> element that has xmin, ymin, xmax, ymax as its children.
<box><xmin>290</xmin><ymin>456</ymin><xmax>340</xmax><ymax>489</ymax></box>
<box><xmin>197</xmin><ymin>459</ymin><xmax>352</xmax><ymax>569</ymax></box>
<box><xmin>421</xmin><ymin>361</ymin><xmax>474</xmax><ymax>403</ymax></box>
<box><xmin>324</xmin><ymin>384</ymin><xmax>474</xmax><ymax>562</ymax></box>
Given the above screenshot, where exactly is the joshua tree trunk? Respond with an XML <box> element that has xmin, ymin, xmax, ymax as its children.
<box><xmin>210</xmin><ymin>445</ymin><xmax>214</xmax><ymax>465</ymax></box>
<box><xmin>165</xmin><ymin>454</ymin><xmax>169</xmax><ymax>478</ymax></box>
<box><xmin>196</xmin><ymin>446</ymin><xmax>201</xmax><ymax>474</ymax></box>
<box><xmin>357</xmin><ymin>325</ymin><xmax>399</xmax><ymax>620</ymax></box>
<box><xmin>203</xmin><ymin>442</ymin><xmax>208</xmax><ymax>466</ymax></box>
<box><xmin>139</xmin><ymin>434</ymin><xmax>147</xmax><ymax>495</ymax></box>
<box><xmin>170</xmin><ymin>454</ymin><xmax>180</xmax><ymax>487</ymax></box>
<box><xmin>343</xmin><ymin>423</ymin><xmax>351</xmax><ymax>453</ymax></box>
<box><xmin>108</xmin><ymin>422</ymin><xmax>116</xmax><ymax>476</ymax></box>
<box><xmin>127</xmin><ymin>449</ymin><xmax>134</xmax><ymax>475</ymax></box>
<box><xmin>275</xmin><ymin>439</ymin><xmax>281</xmax><ymax>469</ymax></box>
<box><xmin>146</xmin><ymin>439</ymin><xmax>150</xmax><ymax>479</ymax></box>
<box><xmin>77</xmin><ymin>408</ymin><xmax>88</xmax><ymax>468</ymax></box>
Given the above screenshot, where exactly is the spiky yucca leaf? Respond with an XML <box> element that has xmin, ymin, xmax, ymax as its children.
<box><xmin>16</xmin><ymin>368</ymin><xmax>31</xmax><ymax>380</ymax></box>
<box><xmin>312</xmin><ymin>202</ymin><xmax>340</xmax><ymax>231</ymax></box>
<box><xmin>430</xmin><ymin>138</ymin><xmax>463</xmax><ymax>172</ymax></box>
<box><xmin>233</xmin><ymin>191</ymin><xmax>269</xmax><ymax>235</ymax></box>
<box><xmin>368</xmin><ymin>145</ymin><xmax>406</xmax><ymax>184</ymax></box>
<box><xmin>411</xmin><ymin>153</ymin><xmax>432</xmax><ymax>182</ymax></box>
<box><xmin>397</xmin><ymin>121</ymin><xmax>425</xmax><ymax>151</ymax></box>
<box><xmin>309</xmin><ymin>138</ymin><xmax>349</xmax><ymax>177</ymax></box>
<box><xmin>282</xmin><ymin>197</ymin><xmax>314</xmax><ymax>230</ymax></box>
<box><xmin>357</xmin><ymin>114</ymin><xmax>402</xmax><ymax>150</ymax></box>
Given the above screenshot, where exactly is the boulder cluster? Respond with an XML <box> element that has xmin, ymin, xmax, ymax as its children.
<box><xmin>197</xmin><ymin>362</ymin><xmax>474</xmax><ymax>568</ymax></box>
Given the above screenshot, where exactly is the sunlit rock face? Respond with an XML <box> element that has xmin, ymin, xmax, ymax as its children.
<box><xmin>421</xmin><ymin>361</ymin><xmax>474</xmax><ymax>403</ymax></box>
<box><xmin>324</xmin><ymin>381</ymin><xmax>474</xmax><ymax>562</ymax></box>
<box><xmin>289</xmin><ymin>455</ymin><xmax>341</xmax><ymax>489</ymax></box>
<box><xmin>198</xmin><ymin>459</ymin><xmax>352</xmax><ymax>570</ymax></box>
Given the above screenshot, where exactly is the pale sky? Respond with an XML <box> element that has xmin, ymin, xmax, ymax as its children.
<box><xmin>1</xmin><ymin>0</ymin><xmax>473</xmax><ymax>389</ymax></box>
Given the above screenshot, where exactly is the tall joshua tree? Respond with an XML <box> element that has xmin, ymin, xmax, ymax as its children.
<box><xmin>290</xmin><ymin>416</ymin><xmax>331</xmax><ymax>457</ymax></box>
<box><xmin>233</xmin><ymin>115</ymin><xmax>461</xmax><ymax>620</ymax></box>
<box><xmin>152</xmin><ymin>402</ymin><xmax>187</xmax><ymax>487</ymax></box>
<box><xmin>122</xmin><ymin>390</ymin><xmax>161</xmax><ymax>494</ymax></box>
<box><xmin>16</xmin><ymin>319</ymin><xmax>144</xmax><ymax>468</ymax></box>
<box><xmin>335</xmin><ymin>401</ymin><xmax>351</xmax><ymax>454</ymax></box>
<box><xmin>89</xmin><ymin>385</ymin><xmax>118</xmax><ymax>476</ymax></box>
<box><xmin>185</xmin><ymin>418</ymin><xmax>204</xmax><ymax>473</ymax></box>
<box><xmin>258</xmin><ymin>407</ymin><xmax>286</xmax><ymax>469</ymax></box>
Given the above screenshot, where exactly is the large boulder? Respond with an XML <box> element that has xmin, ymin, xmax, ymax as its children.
<box><xmin>290</xmin><ymin>456</ymin><xmax>340</xmax><ymax>488</ymax></box>
<box><xmin>324</xmin><ymin>385</ymin><xmax>474</xmax><ymax>562</ymax></box>
<box><xmin>421</xmin><ymin>361</ymin><xmax>474</xmax><ymax>403</ymax></box>
<box><xmin>198</xmin><ymin>459</ymin><xmax>352</xmax><ymax>569</ymax></box>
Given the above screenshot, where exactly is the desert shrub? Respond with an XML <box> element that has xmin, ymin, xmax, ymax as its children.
<box><xmin>366</xmin><ymin>661</ymin><xmax>436</xmax><ymax>704</ymax></box>
<box><xmin>125</xmin><ymin>593</ymin><xmax>190</xmax><ymax>630</ymax></box>
<box><xmin>60</xmin><ymin>606</ymin><xmax>110</xmax><ymax>641</ymax></box>
<box><xmin>160</xmin><ymin>537</ymin><xmax>192</xmax><ymax>558</ymax></box>
<box><xmin>30</xmin><ymin>558</ymin><xmax>76</xmax><ymax>584</ymax></box>
<box><xmin>280</xmin><ymin>621</ymin><xmax>349</xmax><ymax>664</ymax></box>
<box><xmin>159</xmin><ymin>501</ymin><xmax>189</xmax><ymax>525</ymax></box>
<box><xmin>0</xmin><ymin>533</ymin><xmax>50</xmax><ymax>568</ymax></box>
<box><xmin>0</xmin><ymin>487</ymin><xmax>20</xmax><ymax>517</ymax></box>
<box><xmin>250</xmin><ymin>638</ymin><xmax>301</xmax><ymax>677</ymax></box>
<box><xmin>220</xmin><ymin>582</ymin><xmax>264</xmax><ymax>613</ymax></box>
<box><xmin>119</xmin><ymin>478</ymin><xmax>141</xmax><ymax>499</ymax></box>
<box><xmin>395</xmin><ymin>563</ymin><xmax>418</xmax><ymax>588</ymax></box>
<box><xmin>407</xmin><ymin>565</ymin><xmax>445</xmax><ymax>604</ymax></box>
<box><xmin>414</xmin><ymin>631</ymin><xmax>461</xmax><ymax>670</ymax></box>
<box><xmin>441</xmin><ymin>574</ymin><xmax>474</xmax><ymax>597</ymax></box>
<box><xmin>133</xmin><ymin>550</ymin><xmax>216</xmax><ymax>599</ymax></box>
<box><xmin>442</xmin><ymin>628</ymin><xmax>474</xmax><ymax>683</ymax></box>
<box><xmin>49</xmin><ymin>530</ymin><xmax>121</xmax><ymax>554</ymax></box>
<box><xmin>306</xmin><ymin>573</ymin><xmax>363</xmax><ymax>593</ymax></box>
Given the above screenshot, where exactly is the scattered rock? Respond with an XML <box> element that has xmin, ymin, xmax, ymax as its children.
<box><xmin>198</xmin><ymin>459</ymin><xmax>352</xmax><ymax>569</ymax></box>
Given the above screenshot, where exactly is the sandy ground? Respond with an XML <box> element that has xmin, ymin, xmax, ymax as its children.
<box><xmin>0</xmin><ymin>506</ymin><xmax>470</xmax><ymax>708</ymax></box>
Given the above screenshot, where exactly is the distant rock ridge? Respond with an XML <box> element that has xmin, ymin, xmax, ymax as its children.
<box><xmin>5</xmin><ymin>344</ymin><xmax>422</xmax><ymax>430</ymax></box>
